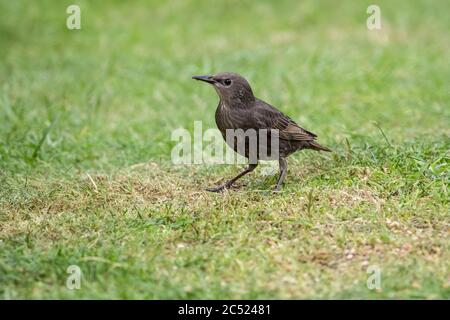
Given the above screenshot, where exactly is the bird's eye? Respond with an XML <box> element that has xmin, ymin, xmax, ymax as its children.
<box><xmin>224</xmin><ymin>79</ymin><xmax>232</xmax><ymax>86</ymax></box>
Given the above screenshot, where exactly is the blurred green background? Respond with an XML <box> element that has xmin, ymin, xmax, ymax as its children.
<box><xmin>1</xmin><ymin>0</ymin><xmax>448</xmax><ymax>173</ymax></box>
<box><xmin>0</xmin><ymin>0</ymin><xmax>448</xmax><ymax>299</ymax></box>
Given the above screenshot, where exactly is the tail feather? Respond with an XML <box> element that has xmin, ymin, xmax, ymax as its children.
<box><xmin>309</xmin><ymin>141</ymin><xmax>332</xmax><ymax>152</ymax></box>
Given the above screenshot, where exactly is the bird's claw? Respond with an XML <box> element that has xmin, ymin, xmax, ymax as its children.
<box><xmin>273</xmin><ymin>185</ymin><xmax>282</xmax><ymax>192</ymax></box>
<box><xmin>206</xmin><ymin>182</ymin><xmax>239</xmax><ymax>192</ymax></box>
<box><xmin>205</xmin><ymin>185</ymin><xmax>229</xmax><ymax>193</ymax></box>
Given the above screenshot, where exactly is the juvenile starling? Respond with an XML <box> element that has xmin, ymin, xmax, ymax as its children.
<box><xmin>192</xmin><ymin>72</ymin><xmax>331</xmax><ymax>192</ymax></box>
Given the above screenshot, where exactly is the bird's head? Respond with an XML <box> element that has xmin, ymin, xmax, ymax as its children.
<box><xmin>192</xmin><ymin>72</ymin><xmax>255</xmax><ymax>106</ymax></box>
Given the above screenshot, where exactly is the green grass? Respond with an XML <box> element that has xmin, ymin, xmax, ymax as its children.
<box><xmin>0</xmin><ymin>0</ymin><xmax>449</xmax><ymax>299</ymax></box>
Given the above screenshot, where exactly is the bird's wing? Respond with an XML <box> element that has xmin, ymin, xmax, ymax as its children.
<box><xmin>253</xmin><ymin>99</ymin><xmax>317</xmax><ymax>142</ymax></box>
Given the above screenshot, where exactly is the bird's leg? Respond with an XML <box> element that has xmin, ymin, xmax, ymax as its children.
<box><xmin>274</xmin><ymin>158</ymin><xmax>287</xmax><ymax>191</ymax></box>
<box><xmin>206</xmin><ymin>163</ymin><xmax>258</xmax><ymax>192</ymax></box>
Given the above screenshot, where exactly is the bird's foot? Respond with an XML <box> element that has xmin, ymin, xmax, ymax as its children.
<box><xmin>205</xmin><ymin>184</ymin><xmax>229</xmax><ymax>193</ymax></box>
<box><xmin>273</xmin><ymin>185</ymin><xmax>282</xmax><ymax>192</ymax></box>
<box><xmin>205</xmin><ymin>181</ymin><xmax>243</xmax><ymax>192</ymax></box>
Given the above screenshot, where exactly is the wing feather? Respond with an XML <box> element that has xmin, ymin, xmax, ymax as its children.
<box><xmin>253</xmin><ymin>99</ymin><xmax>317</xmax><ymax>142</ymax></box>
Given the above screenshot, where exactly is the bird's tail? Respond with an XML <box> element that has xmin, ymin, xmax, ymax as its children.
<box><xmin>309</xmin><ymin>141</ymin><xmax>332</xmax><ymax>152</ymax></box>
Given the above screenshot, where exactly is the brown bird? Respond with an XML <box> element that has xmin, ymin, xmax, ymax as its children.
<box><xmin>192</xmin><ymin>72</ymin><xmax>331</xmax><ymax>192</ymax></box>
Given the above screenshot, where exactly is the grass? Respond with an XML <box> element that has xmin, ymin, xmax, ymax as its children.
<box><xmin>0</xmin><ymin>0</ymin><xmax>449</xmax><ymax>299</ymax></box>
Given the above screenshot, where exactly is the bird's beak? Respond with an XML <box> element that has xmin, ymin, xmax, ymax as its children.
<box><xmin>192</xmin><ymin>75</ymin><xmax>216</xmax><ymax>84</ymax></box>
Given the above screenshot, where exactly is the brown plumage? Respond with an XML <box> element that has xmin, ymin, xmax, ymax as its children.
<box><xmin>193</xmin><ymin>72</ymin><xmax>331</xmax><ymax>192</ymax></box>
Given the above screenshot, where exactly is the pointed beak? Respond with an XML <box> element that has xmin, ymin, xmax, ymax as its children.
<box><xmin>192</xmin><ymin>75</ymin><xmax>216</xmax><ymax>84</ymax></box>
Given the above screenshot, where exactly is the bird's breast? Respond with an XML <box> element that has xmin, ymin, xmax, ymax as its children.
<box><xmin>215</xmin><ymin>103</ymin><xmax>233</xmax><ymax>134</ymax></box>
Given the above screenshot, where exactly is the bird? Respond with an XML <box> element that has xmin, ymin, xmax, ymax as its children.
<box><xmin>192</xmin><ymin>72</ymin><xmax>331</xmax><ymax>192</ymax></box>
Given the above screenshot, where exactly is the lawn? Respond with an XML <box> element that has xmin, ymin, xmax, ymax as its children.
<box><xmin>0</xmin><ymin>0</ymin><xmax>449</xmax><ymax>299</ymax></box>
